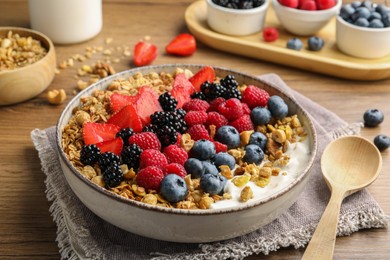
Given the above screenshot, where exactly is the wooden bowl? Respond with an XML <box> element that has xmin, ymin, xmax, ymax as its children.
<box><xmin>0</xmin><ymin>27</ymin><xmax>56</xmax><ymax>106</ymax></box>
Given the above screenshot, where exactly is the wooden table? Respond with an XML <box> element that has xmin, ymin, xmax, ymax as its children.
<box><xmin>1</xmin><ymin>0</ymin><xmax>389</xmax><ymax>259</ymax></box>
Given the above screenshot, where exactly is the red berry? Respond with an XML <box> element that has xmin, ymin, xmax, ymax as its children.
<box><xmin>188</xmin><ymin>124</ymin><xmax>210</xmax><ymax>141</ymax></box>
<box><xmin>241</xmin><ymin>85</ymin><xmax>270</xmax><ymax>109</ymax></box>
<box><xmin>136</xmin><ymin>166</ymin><xmax>165</xmax><ymax>191</ymax></box>
<box><xmin>218</xmin><ymin>98</ymin><xmax>244</xmax><ymax>121</ymax></box>
<box><xmin>184</xmin><ymin>110</ymin><xmax>208</xmax><ymax>127</ymax></box>
<box><xmin>163</xmin><ymin>163</ymin><xmax>187</xmax><ymax>178</ymax></box>
<box><xmin>279</xmin><ymin>0</ymin><xmax>299</xmax><ymax>8</ymax></box>
<box><xmin>205</xmin><ymin>112</ymin><xmax>228</xmax><ymax>130</ymax></box>
<box><xmin>301</xmin><ymin>0</ymin><xmax>317</xmax><ymax>10</ymax></box>
<box><xmin>263</xmin><ymin>27</ymin><xmax>279</xmax><ymax>42</ymax></box>
<box><xmin>213</xmin><ymin>141</ymin><xmax>228</xmax><ymax>153</ymax></box>
<box><xmin>139</xmin><ymin>149</ymin><xmax>168</xmax><ymax>169</ymax></box>
<box><xmin>189</xmin><ymin>66</ymin><xmax>215</xmax><ymax>92</ymax></box>
<box><xmin>316</xmin><ymin>0</ymin><xmax>336</xmax><ymax>10</ymax></box>
<box><xmin>83</xmin><ymin>122</ymin><xmax>121</xmax><ymax>145</ymax></box>
<box><xmin>230</xmin><ymin>115</ymin><xmax>254</xmax><ymax>133</ymax></box>
<box><xmin>165</xmin><ymin>33</ymin><xmax>196</xmax><ymax>57</ymax></box>
<box><xmin>241</xmin><ymin>102</ymin><xmax>251</xmax><ymax>115</ymax></box>
<box><xmin>133</xmin><ymin>41</ymin><xmax>157</xmax><ymax>67</ymax></box>
<box><xmin>129</xmin><ymin>132</ymin><xmax>161</xmax><ymax>151</ymax></box>
<box><xmin>182</xmin><ymin>99</ymin><xmax>210</xmax><ymax>112</ymax></box>
<box><xmin>163</xmin><ymin>145</ymin><xmax>188</xmax><ymax>165</ymax></box>
<box><xmin>207</xmin><ymin>97</ymin><xmax>225</xmax><ymax>112</ymax></box>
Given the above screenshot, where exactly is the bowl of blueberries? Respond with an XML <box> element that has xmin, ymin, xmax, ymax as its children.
<box><xmin>336</xmin><ymin>0</ymin><xmax>390</xmax><ymax>59</ymax></box>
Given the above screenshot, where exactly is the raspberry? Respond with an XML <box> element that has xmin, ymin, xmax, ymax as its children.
<box><xmin>241</xmin><ymin>102</ymin><xmax>251</xmax><ymax>115</ymax></box>
<box><xmin>218</xmin><ymin>98</ymin><xmax>244</xmax><ymax>121</ymax></box>
<box><xmin>129</xmin><ymin>132</ymin><xmax>161</xmax><ymax>151</ymax></box>
<box><xmin>279</xmin><ymin>0</ymin><xmax>299</xmax><ymax>8</ymax></box>
<box><xmin>316</xmin><ymin>0</ymin><xmax>336</xmax><ymax>10</ymax></box>
<box><xmin>263</xmin><ymin>27</ymin><xmax>279</xmax><ymax>42</ymax></box>
<box><xmin>205</xmin><ymin>112</ymin><xmax>228</xmax><ymax>130</ymax></box>
<box><xmin>241</xmin><ymin>85</ymin><xmax>270</xmax><ymax>109</ymax></box>
<box><xmin>213</xmin><ymin>141</ymin><xmax>228</xmax><ymax>153</ymax></box>
<box><xmin>136</xmin><ymin>166</ymin><xmax>165</xmax><ymax>191</ymax></box>
<box><xmin>163</xmin><ymin>163</ymin><xmax>187</xmax><ymax>178</ymax></box>
<box><xmin>184</xmin><ymin>111</ymin><xmax>208</xmax><ymax>127</ymax></box>
<box><xmin>230</xmin><ymin>115</ymin><xmax>254</xmax><ymax>133</ymax></box>
<box><xmin>188</xmin><ymin>124</ymin><xmax>210</xmax><ymax>141</ymax></box>
<box><xmin>139</xmin><ymin>149</ymin><xmax>168</xmax><ymax>169</ymax></box>
<box><xmin>182</xmin><ymin>99</ymin><xmax>210</xmax><ymax>112</ymax></box>
<box><xmin>163</xmin><ymin>145</ymin><xmax>188</xmax><ymax>165</ymax></box>
<box><xmin>301</xmin><ymin>0</ymin><xmax>317</xmax><ymax>10</ymax></box>
<box><xmin>207</xmin><ymin>97</ymin><xmax>225</xmax><ymax>112</ymax></box>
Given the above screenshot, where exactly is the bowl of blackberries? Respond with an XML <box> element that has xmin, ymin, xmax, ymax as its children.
<box><xmin>207</xmin><ymin>0</ymin><xmax>270</xmax><ymax>36</ymax></box>
<box><xmin>336</xmin><ymin>1</ymin><xmax>390</xmax><ymax>59</ymax></box>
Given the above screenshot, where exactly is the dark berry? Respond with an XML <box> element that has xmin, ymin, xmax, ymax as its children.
<box><xmin>220</xmin><ymin>75</ymin><xmax>238</xmax><ymax>89</ymax></box>
<box><xmin>184</xmin><ymin>158</ymin><xmax>205</xmax><ymax>178</ymax></box>
<box><xmin>159</xmin><ymin>92</ymin><xmax>178</xmax><ymax>111</ymax></box>
<box><xmin>212</xmin><ymin>0</ymin><xmax>265</xmax><ymax>9</ymax></box>
<box><xmin>80</xmin><ymin>144</ymin><xmax>101</xmax><ymax>165</ymax></box>
<box><xmin>157</xmin><ymin>125</ymin><xmax>179</xmax><ymax>147</ymax></box>
<box><xmin>250</xmin><ymin>106</ymin><xmax>271</xmax><ymax>125</ymax></box>
<box><xmin>201</xmin><ymin>81</ymin><xmax>226</xmax><ymax>101</ymax></box>
<box><xmin>286</xmin><ymin>38</ymin><xmax>303</xmax><ymax>51</ymax></box>
<box><xmin>160</xmin><ymin>174</ymin><xmax>188</xmax><ymax>203</ymax></box>
<box><xmin>373</xmin><ymin>135</ymin><xmax>390</xmax><ymax>151</ymax></box>
<box><xmin>202</xmin><ymin>161</ymin><xmax>219</xmax><ymax>176</ymax></box>
<box><xmin>98</xmin><ymin>152</ymin><xmax>121</xmax><ymax>170</ymax></box>
<box><xmin>340</xmin><ymin>4</ymin><xmax>356</xmax><ymax>20</ymax></box>
<box><xmin>363</xmin><ymin>109</ymin><xmax>384</xmax><ymax>127</ymax></box>
<box><xmin>190</xmin><ymin>139</ymin><xmax>216</xmax><ymax>160</ymax></box>
<box><xmin>116</xmin><ymin>128</ymin><xmax>134</xmax><ymax>146</ymax></box>
<box><xmin>243</xmin><ymin>144</ymin><xmax>264</xmax><ymax>165</ymax></box>
<box><xmin>213</xmin><ymin>152</ymin><xmax>236</xmax><ymax>170</ymax></box>
<box><xmin>200</xmin><ymin>173</ymin><xmax>226</xmax><ymax>195</ymax></box>
<box><xmin>307</xmin><ymin>36</ymin><xmax>325</xmax><ymax>51</ymax></box>
<box><xmin>351</xmin><ymin>7</ymin><xmax>371</xmax><ymax>21</ymax></box>
<box><xmin>267</xmin><ymin>95</ymin><xmax>288</xmax><ymax>119</ymax></box>
<box><xmin>121</xmin><ymin>144</ymin><xmax>143</xmax><ymax>169</ymax></box>
<box><xmin>191</xmin><ymin>91</ymin><xmax>207</xmax><ymax>100</ymax></box>
<box><xmin>215</xmin><ymin>125</ymin><xmax>240</xmax><ymax>149</ymax></box>
<box><xmin>354</xmin><ymin>17</ymin><xmax>370</xmax><ymax>27</ymax></box>
<box><xmin>142</xmin><ymin>124</ymin><xmax>158</xmax><ymax>133</ymax></box>
<box><xmin>103</xmin><ymin>163</ymin><xmax>123</xmax><ymax>188</ymax></box>
<box><xmin>248</xmin><ymin>132</ymin><xmax>268</xmax><ymax>151</ymax></box>
<box><xmin>369</xmin><ymin>19</ymin><xmax>384</xmax><ymax>28</ymax></box>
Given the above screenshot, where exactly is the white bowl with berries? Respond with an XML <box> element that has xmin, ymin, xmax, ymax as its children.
<box><xmin>336</xmin><ymin>1</ymin><xmax>390</xmax><ymax>59</ymax></box>
<box><xmin>56</xmin><ymin>64</ymin><xmax>317</xmax><ymax>242</ymax></box>
<box><xmin>206</xmin><ymin>0</ymin><xmax>270</xmax><ymax>36</ymax></box>
<box><xmin>273</xmin><ymin>0</ymin><xmax>341</xmax><ymax>36</ymax></box>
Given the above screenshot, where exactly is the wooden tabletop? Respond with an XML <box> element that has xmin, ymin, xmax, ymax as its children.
<box><xmin>1</xmin><ymin>0</ymin><xmax>389</xmax><ymax>259</ymax></box>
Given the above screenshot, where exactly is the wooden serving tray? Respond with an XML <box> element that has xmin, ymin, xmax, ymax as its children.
<box><xmin>185</xmin><ymin>0</ymin><xmax>390</xmax><ymax>81</ymax></box>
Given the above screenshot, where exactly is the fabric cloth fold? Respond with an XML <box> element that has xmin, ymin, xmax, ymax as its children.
<box><xmin>31</xmin><ymin>74</ymin><xmax>388</xmax><ymax>260</ymax></box>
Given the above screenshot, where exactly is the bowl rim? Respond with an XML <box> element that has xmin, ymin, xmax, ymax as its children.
<box><xmin>56</xmin><ymin>64</ymin><xmax>318</xmax><ymax>216</ymax></box>
<box><xmin>0</xmin><ymin>26</ymin><xmax>55</xmax><ymax>75</ymax></box>
<box><xmin>207</xmin><ymin>0</ymin><xmax>270</xmax><ymax>14</ymax></box>
<box><xmin>272</xmin><ymin>0</ymin><xmax>341</xmax><ymax>15</ymax></box>
<box><xmin>336</xmin><ymin>15</ymin><xmax>390</xmax><ymax>32</ymax></box>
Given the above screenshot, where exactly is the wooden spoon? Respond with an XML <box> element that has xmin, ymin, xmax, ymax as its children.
<box><xmin>302</xmin><ymin>136</ymin><xmax>382</xmax><ymax>260</ymax></box>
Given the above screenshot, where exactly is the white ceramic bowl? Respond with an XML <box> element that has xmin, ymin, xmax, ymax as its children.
<box><xmin>272</xmin><ymin>0</ymin><xmax>341</xmax><ymax>36</ymax></box>
<box><xmin>206</xmin><ymin>0</ymin><xmax>270</xmax><ymax>36</ymax></box>
<box><xmin>336</xmin><ymin>16</ymin><xmax>390</xmax><ymax>59</ymax></box>
<box><xmin>56</xmin><ymin>64</ymin><xmax>317</xmax><ymax>243</ymax></box>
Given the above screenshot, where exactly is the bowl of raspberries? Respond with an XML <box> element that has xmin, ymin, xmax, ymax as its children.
<box><xmin>273</xmin><ymin>0</ymin><xmax>341</xmax><ymax>36</ymax></box>
<box><xmin>57</xmin><ymin>64</ymin><xmax>317</xmax><ymax>242</ymax></box>
<box><xmin>336</xmin><ymin>1</ymin><xmax>390</xmax><ymax>59</ymax></box>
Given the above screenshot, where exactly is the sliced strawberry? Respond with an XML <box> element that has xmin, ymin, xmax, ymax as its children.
<box><xmin>133</xmin><ymin>41</ymin><xmax>158</xmax><ymax>67</ymax></box>
<box><xmin>134</xmin><ymin>86</ymin><xmax>162</xmax><ymax>125</ymax></box>
<box><xmin>83</xmin><ymin>122</ymin><xmax>121</xmax><ymax>145</ymax></box>
<box><xmin>96</xmin><ymin>137</ymin><xmax>124</xmax><ymax>156</ymax></box>
<box><xmin>107</xmin><ymin>104</ymin><xmax>143</xmax><ymax>132</ymax></box>
<box><xmin>170</xmin><ymin>73</ymin><xmax>196</xmax><ymax>108</ymax></box>
<box><xmin>110</xmin><ymin>93</ymin><xmax>137</xmax><ymax>112</ymax></box>
<box><xmin>165</xmin><ymin>33</ymin><xmax>196</xmax><ymax>57</ymax></box>
<box><xmin>189</xmin><ymin>66</ymin><xmax>215</xmax><ymax>92</ymax></box>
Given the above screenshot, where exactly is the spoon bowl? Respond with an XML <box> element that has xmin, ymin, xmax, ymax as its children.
<box><xmin>302</xmin><ymin>136</ymin><xmax>382</xmax><ymax>260</ymax></box>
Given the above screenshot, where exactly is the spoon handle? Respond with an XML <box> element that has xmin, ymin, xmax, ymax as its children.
<box><xmin>301</xmin><ymin>189</ymin><xmax>345</xmax><ymax>260</ymax></box>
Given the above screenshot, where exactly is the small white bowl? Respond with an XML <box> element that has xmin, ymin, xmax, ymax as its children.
<box><xmin>272</xmin><ymin>0</ymin><xmax>341</xmax><ymax>36</ymax></box>
<box><xmin>206</xmin><ymin>0</ymin><xmax>270</xmax><ymax>36</ymax></box>
<box><xmin>336</xmin><ymin>16</ymin><xmax>390</xmax><ymax>59</ymax></box>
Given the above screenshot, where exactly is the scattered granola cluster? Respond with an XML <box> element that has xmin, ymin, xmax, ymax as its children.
<box><xmin>61</xmin><ymin>67</ymin><xmax>307</xmax><ymax>209</ymax></box>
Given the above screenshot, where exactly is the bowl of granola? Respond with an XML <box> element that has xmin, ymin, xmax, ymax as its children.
<box><xmin>0</xmin><ymin>27</ymin><xmax>56</xmax><ymax>105</ymax></box>
<box><xmin>57</xmin><ymin>64</ymin><xmax>317</xmax><ymax>242</ymax></box>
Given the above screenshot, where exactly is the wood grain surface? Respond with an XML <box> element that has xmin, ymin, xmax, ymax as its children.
<box><xmin>0</xmin><ymin>0</ymin><xmax>389</xmax><ymax>259</ymax></box>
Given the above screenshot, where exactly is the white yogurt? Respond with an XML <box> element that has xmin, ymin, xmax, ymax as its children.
<box><xmin>211</xmin><ymin>137</ymin><xmax>311</xmax><ymax>209</ymax></box>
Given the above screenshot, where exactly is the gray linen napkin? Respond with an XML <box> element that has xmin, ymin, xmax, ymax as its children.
<box><xmin>31</xmin><ymin>74</ymin><xmax>388</xmax><ymax>260</ymax></box>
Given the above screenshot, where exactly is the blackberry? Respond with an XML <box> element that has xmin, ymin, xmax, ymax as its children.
<box><xmin>157</xmin><ymin>125</ymin><xmax>179</xmax><ymax>147</ymax></box>
<box><xmin>80</xmin><ymin>144</ymin><xmax>101</xmax><ymax>165</ymax></box>
<box><xmin>220</xmin><ymin>75</ymin><xmax>238</xmax><ymax>89</ymax></box>
<box><xmin>212</xmin><ymin>0</ymin><xmax>264</xmax><ymax>9</ymax></box>
<box><xmin>150</xmin><ymin>110</ymin><xmax>187</xmax><ymax>133</ymax></box>
<box><xmin>191</xmin><ymin>91</ymin><xmax>206</xmax><ymax>100</ymax></box>
<box><xmin>121</xmin><ymin>144</ymin><xmax>143</xmax><ymax>169</ymax></box>
<box><xmin>201</xmin><ymin>81</ymin><xmax>226</xmax><ymax>101</ymax></box>
<box><xmin>103</xmin><ymin>163</ymin><xmax>123</xmax><ymax>188</ymax></box>
<box><xmin>142</xmin><ymin>124</ymin><xmax>157</xmax><ymax>133</ymax></box>
<box><xmin>116</xmin><ymin>127</ymin><xmax>134</xmax><ymax>146</ymax></box>
<box><xmin>98</xmin><ymin>152</ymin><xmax>121</xmax><ymax>170</ymax></box>
<box><xmin>224</xmin><ymin>87</ymin><xmax>242</xmax><ymax>100</ymax></box>
<box><xmin>158</xmin><ymin>92</ymin><xmax>178</xmax><ymax>111</ymax></box>
<box><xmin>176</xmin><ymin>108</ymin><xmax>187</xmax><ymax>118</ymax></box>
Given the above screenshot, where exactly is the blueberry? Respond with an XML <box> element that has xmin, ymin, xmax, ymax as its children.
<box><xmin>200</xmin><ymin>173</ymin><xmax>227</xmax><ymax>195</ymax></box>
<box><xmin>351</xmin><ymin>1</ymin><xmax>361</xmax><ymax>8</ymax></box>
<box><xmin>369</xmin><ymin>19</ymin><xmax>384</xmax><ymax>28</ymax></box>
<box><xmin>373</xmin><ymin>135</ymin><xmax>390</xmax><ymax>151</ymax></box>
<box><xmin>340</xmin><ymin>4</ymin><xmax>356</xmax><ymax>20</ymax></box>
<box><xmin>354</xmin><ymin>17</ymin><xmax>370</xmax><ymax>27</ymax></box>
<box><xmin>213</xmin><ymin>152</ymin><xmax>236</xmax><ymax>170</ymax></box>
<box><xmin>363</xmin><ymin>109</ymin><xmax>384</xmax><ymax>127</ymax></box>
<box><xmin>248</xmin><ymin>132</ymin><xmax>268</xmax><ymax>151</ymax></box>
<box><xmin>360</xmin><ymin>1</ymin><xmax>373</xmax><ymax>11</ymax></box>
<box><xmin>160</xmin><ymin>174</ymin><xmax>188</xmax><ymax>203</ymax></box>
<box><xmin>375</xmin><ymin>4</ymin><xmax>390</xmax><ymax>16</ymax></box>
<box><xmin>368</xmin><ymin>11</ymin><xmax>382</xmax><ymax>21</ymax></box>
<box><xmin>243</xmin><ymin>144</ymin><xmax>264</xmax><ymax>165</ymax></box>
<box><xmin>184</xmin><ymin>158</ymin><xmax>204</xmax><ymax>178</ymax></box>
<box><xmin>190</xmin><ymin>139</ymin><xmax>216</xmax><ymax>160</ymax></box>
<box><xmin>267</xmin><ymin>95</ymin><xmax>288</xmax><ymax>119</ymax></box>
<box><xmin>307</xmin><ymin>36</ymin><xmax>325</xmax><ymax>51</ymax></box>
<box><xmin>286</xmin><ymin>38</ymin><xmax>303</xmax><ymax>51</ymax></box>
<box><xmin>382</xmin><ymin>13</ymin><xmax>390</xmax><ymax>27</ymax></box>
<box><xmin>352</xmin><ymin>7</ymin><xmax>371</xmax><ymax>21</ymax></box>
<box><xmin>215</xmin><ymin>125</ymin><xmax>240</xmax><ymax>149</ymax></box>
<box><xmin>250</xmin><ymin>106</ymin><xmax>271</xmax><ymax>125</ymax></box>
<box><xmin>202</xmin><ymin>161</ymin><xmax>219</xmax><ymax>176</ymax></box>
